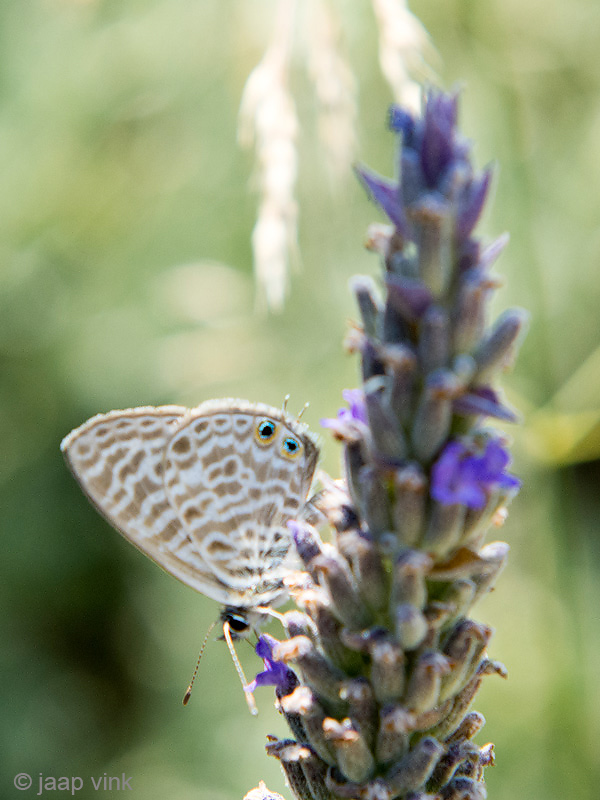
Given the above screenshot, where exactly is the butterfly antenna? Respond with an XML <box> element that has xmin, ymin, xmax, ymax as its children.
<box><xmin>222</xmin><ymin>620</ymin><xmax>258</xmax><ymax>716</ymax></box>
<box><xmin>182</xmin><ymin>618</ymin><xmax>217</xmax><ymax>706</ymax></box>
<box><xmin>296</xmin><ymin>401</ymin><xmax>309</xmax><ymax>422</ymax></box>
<box><xmin>282</xmin><ymin>394</ymin><xmax>290</xmax><ymax>414</ymax></box>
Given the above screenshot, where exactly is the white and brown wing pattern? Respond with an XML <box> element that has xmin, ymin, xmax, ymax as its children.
<box><xmin>61</xmin><ymin>399</ymin><xmax>319</xmax><ymax>612</ymax></box>
<box><xmin>163</xmin><ymin>400</ymin><xmax>319</xmax><ymax>608</ymax></box>
<box><xmin>60</xmin><ymin>405</ymin><xmax>208</xmax><ymax>590</ymax></box>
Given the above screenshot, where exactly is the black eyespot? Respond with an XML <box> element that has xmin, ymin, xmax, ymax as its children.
<box><xmin>283</xmin><ymin>437</ymin><xmax>299</xmax><ymax>454</ymax></box>
<box><xmin>257</xmin><ymin>419</ymin><xmax>276</xmax><ymax>440</ymax></box>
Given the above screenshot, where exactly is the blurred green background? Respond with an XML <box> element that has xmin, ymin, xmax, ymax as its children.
<box><xmin>2</xmin><ymin>1</ymin><xmax>600</xmax><ymax>798</ymax></box>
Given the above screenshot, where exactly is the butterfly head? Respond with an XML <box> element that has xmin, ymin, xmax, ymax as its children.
<box><xmin>220</xmin><ymin>607</ymin><xmax>253</xmax><ymax>639</ymax></box>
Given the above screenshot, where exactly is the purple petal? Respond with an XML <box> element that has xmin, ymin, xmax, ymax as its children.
<box><xmin>481</xmin><ymin>440</ymin><xmax>510</xmax><ymax>474</ymax></box>
<box><xmin>430</xmin><ymin>437</ymin><xmax>520</xmax><ymax>510</ymax></box>
<box><xmin>256</xmin><ymin>633</ymin><xmax>278</xmax><ymax>660</ymax></box>
<box><xmin>456</xmin><ymin>169</ymin><xmax>492</xmax><ymax>239</ymax></box>
<box><xmin>252</xmin><ymin>661</ymin><xmax>290</xmax><ymax>689</ymax></box>
<box><xmin>432</xmin><ymin>440</ymin><xmax>463</xmax><ymax>481</ymax></box>
<box><xmin>479</xmin><ymin>441</ymin><xmax>521</xmax><ymax>493</ymax></box>
<box><xmin>453</xmin><ymin>389</ymin><xmax>519</xmax><ymax>423</ymax></box>
<box><xmin>499</xmin><ymin>473</ymin><xmax>522</xmax><ymax>492</ymax></box>
<box><xmin>342</xmin><ymin>389</ymin><xmax>368</xmax><ymax>424</ymax></box>
<box><xmin>321</xmin><ymin>389</ymin><xmax>368</xmax><ymax>435</ymax></box>
<box><xmin>421</xmin><ymin>92</ymin><xmax>458</xmax><ymax>187</ymax></box>
<box><xmin>355</xmin><ymin>164</ymin><xmax>409</xmax><ymax>237</ymax></box>
<box><xmin>248</xmin><ymin>635</ymin><xmax>296</xmax><ymax>695</ymax></box>
<box><xmin>480</xmin><ymin>233</ymin><xmax>510</xmax><ymax>269</ymax></box>
<box><xmin>320</xmin><ymin>416</ymin><xmax>342</xmax><ymax>432</ymax></box>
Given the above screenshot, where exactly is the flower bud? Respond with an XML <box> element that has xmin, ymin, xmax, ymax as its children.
<box><xmin>391</xmin><ymin>464</ymin><xmax>427</xmax><ymax>546</ymax></box>
<box><xmin>385</xmin><ymin>737</ymin><xmax>445</xmax><ymax>797</ymax></box>
<box><xmin>311</xmin><ymin>547</ymin><xmax>373</xmax><ymax>630</ymax></box>
<box><xmin>411</xmin><ymin>370</ymin><xmax>460</xmax><ymax>462</ymax></box>
<box><xmin>369</xmin><ymin>636</ymin><xmax>405</xmax><ymax>703</ymax></box>
<box><xmin>413</xmin><ymin>194</ymin><xmax>452</xmax><ymax>296</ymax></box>
<box><xmin>439</xmin><ymin>578</ymin><xmax>476</xmax><ymax>622</ymax></box>
<box><xmin>456</xmin><ymin>168</ymin><xmax>492</xmax><ymax>239</ymax></box>
<box><xmin>421</xmin><ymin>502</ymin><xmax>466</xmax><ymax>557</ymax></box>
<box><xmin>439</xmin><ymin>621</ymin><xmax>492</xmax><ymax>703</ymax></box>
<box><xmin>421</xmin><ymin>602</ymin><xmax>454</xmax><ymax>649</ymax></box>
<box><xmin>299</xmin><ymin>748</ymin><xmax>332</xmax><ymax>800</ymax></box>
<box><xmin>344</xmin><ymin>440</ymin><xmax>368</xmax><ymax>512</ymax></box>
<box><xmin>429</xmin><ymin>541</ymin><xmax>508</xmax><ymax>582</ymax></box>
<box><xmin>340</xmin><ymin>531</ymin><xmax>389</xmax><ymax>613</ymax></box>
<box><xmin>418</xmin><ymin>305</ymin><xmax>450</xmax><ymax>374</ymax></box>
<box><xmin>274</xmin><ymin>636</ymin><xmax>345</xmax><ymax>706</ymax></box>
<box><xmin>387</xmin><ymin>345</ymin><xmax>417</xmax><ymax>425</ymax></box>
<box><xmin>359</xmin><ymin>466</ymin><xmax>393</xmax><ymax>537</ymax></box>
<box><xmin>375</xmin><ymin>705</ymin><xmax>414</xmax><ymax>764</ymax></box>
<box><xmin>427</xmin><ymin>674</ymin><xmax>483</xmax><ymax>740</ymax></box>
<box><xmin>382</xmin><ymin>295</ymin><xmax>410</xmax><ymax>344</ymax></box>
<box><xmin>403</xmin><ymin>651</ymin><xmax>451</xmax><ymax>713</ymax></box>
<box><xmin>394</xmin><ymin>604</ymin><xmax>428</xmax><ymax>651</ymax></box>
<box><xmin>303</xmin><ymin>592</ymin><xmax>362</xmax><ymax>673</ymax></box>
<box><xmin>280</xmin><ymin>686</ymin><xmax>336</xmax><ymax>766</ymax></box>
<box><xmin>352</xmin><ymin>275</ymin><xmax>382</xmax><ymax>338</ymax></box>
<box><xmin>325</xmin><ymin>770</ymin><xmax>389</xmax><ymax>800</ymax></box>
<box><xmin>291</xmin><ymin>520</ymin><xmax>325</xmax><ymax>565</ymax></box>
<box><xmin>445</xmin><ymin>711</ymin><xmax>486</xmax><ymax>744</ymax></box>
<box><xmin>265</xmin><ymin>740</ymin><xmax>315</xmax><ymax>800</ymax></box>
<box><xmin>364</xmin><ymin>375</ymin><xmax>407</xmax><ymax>459</ymax></box>
<box><xmin>323</xmin><ymin>717</ymin><xmax>376</xmax><ymax>783</ymax></box>
<box><xmin>361</xmin><ymin>338</ymin><xmax>387</xmax><ymax>382</ymax></box>
<box><xmin>283</xmin><ymin>610</ymin><xmax>319</xmax><ymax>639</ymax></box>
<box><xmin>471</xmin><ymin>541</ymin><xmax>510</xmax><ymax>602</ymax></box>
<box><xmin>439</xmin><ymin>776</ymin><xmax>487</xmax><ymax>800</ymax></box>
<box><xmin>339</xmin><ymin>678</ymin><xmax>378</xmax><ymax>749</ymax></box>
<box><xmin>451</xmin><ymin>268</ymin><xmax>498</xmax><ymax>354</ymax></box>
<box><xmin>411</xmin><ymin>697</ymin><xmax>453</xmax><ymax>733</ymax></box>
<box><xmin>473</xmin><ymin>307</ymin><xmax>529</xmax><ymax>381</ymax></box>
<box><xmin>392</xmin><ymin>549</ymin><xmax>432</xmax><ymax>608</ymax></box>
<box><xmin>429</xmin><ymin>740</ymin><xmax>482</xmax><ymax>790</ymax></box>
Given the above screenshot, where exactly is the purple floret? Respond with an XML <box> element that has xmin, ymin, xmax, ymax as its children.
<box><xmin>431</xmin><ymin>439</ymin><xmax>521</xmax><ymax>509</ymax></box>
<box><xmin>321</xmin><ymin>389</ymin><xmax>368</xmax><ymax>436</ymax></box>
<box><xmin>246</xmin><ymin>634</ymin><xmax>296</xmax><ymax>695</ymax></box>
<box><xmin>341</xmin><ymin>389</ymin><xmax>368</xmax><ymax>424</ymax></box>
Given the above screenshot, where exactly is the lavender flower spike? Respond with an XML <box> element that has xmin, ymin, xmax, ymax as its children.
<box><xmin>248</xmin><ymin>91</ymin><xmax>526</xmax><ymax>800</ymax></box>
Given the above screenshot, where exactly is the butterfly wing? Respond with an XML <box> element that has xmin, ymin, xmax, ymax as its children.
<box><xmin>163</xmin><ymin>400</ymin><xmax>319</xmax><ymax>608</ymax></box>
<box><xmin>62</xmin><ymin>400</ymin><xmax>319</xmax><ymax>610</ymax></box>
<box><xmin>61</xmin><ymin>406</ymin><xmax>236</xmax><ymax>604</ymax></box>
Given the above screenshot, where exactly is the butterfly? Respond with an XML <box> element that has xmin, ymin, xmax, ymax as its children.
<box><xmin>61</xmin><ymin>398</ymin><xmax>319</xmax><ymax>655</ymax></box>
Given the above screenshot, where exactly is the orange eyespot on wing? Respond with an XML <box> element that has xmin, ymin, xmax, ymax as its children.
<box><xmin>255</xmin><ymin>418</ymin><xmax>278</xmax><ymax>445</ymax></box>
<box><xmin>281</xmin><ymin>436</ymin><xmax>303</xmax><ymax>459</ymax></box>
